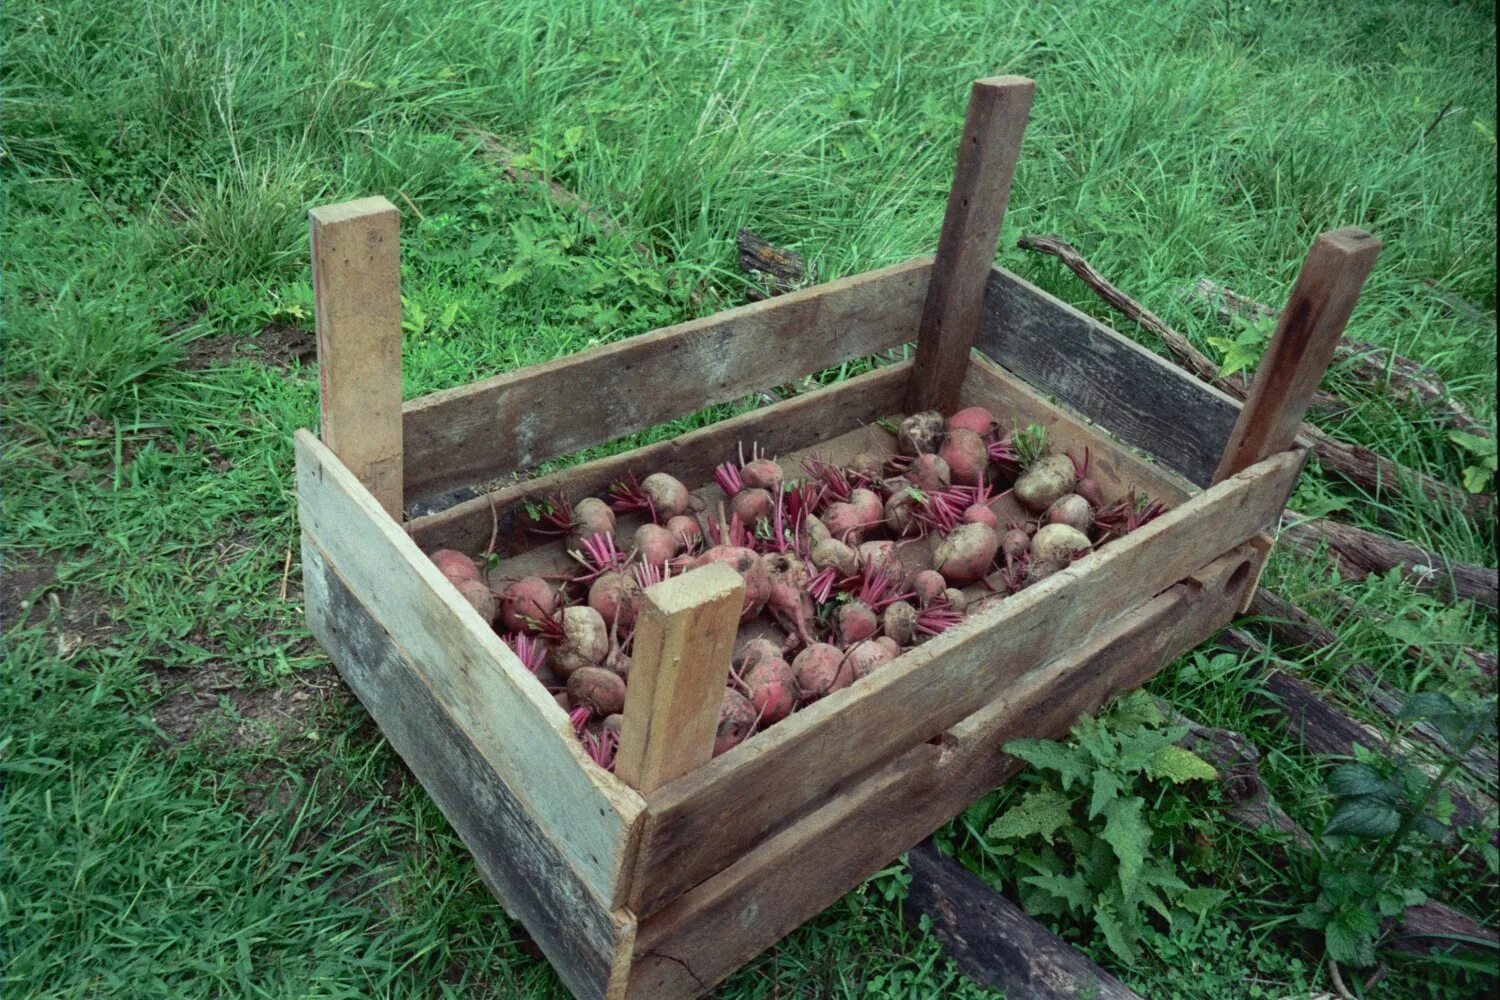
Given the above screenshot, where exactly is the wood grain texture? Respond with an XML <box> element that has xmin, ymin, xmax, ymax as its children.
<box><xmin>617</xmin><ymin>564</ymin><xmax>746</xmax><ymax>794</ymax></box>
<box><xmin>626</xmin><ymin>453</ymin><xmax>1300</xmax><ymax>917</ymax></box>
<box><xmin>407</xmin><ymin>362</ymin><xmax>911</xmax><ymax>554</ymax></box>
<box><xmin>626</xmin><ymin>550</ymin><xmax>1254</xmax><ymax>999</ymax></box>
<box><xmin>1213</xmin><ymin>228</ymin><xmax>1381</xmax><ymax>482</ymax></box>
<box><xmin>303</xmin><ymin>540</ymin><xmax>632</xmax><ymax>1000</ymax></box>
<box><xmin>402</xmin><ymin>258</ymin><xmax>931</xmax><ymax>501</ymax></box>
<box><xmin>295</xmin><ymin>430</ymin><xmax>644</xmax><ymax>905</ymax></box>
<box><xmin>906</xmin><ymin>76</ymin><xmax>1035</xmax><ymax>414</ymax></box>
<box><xmin>904</xmin><ymin>841</ymin><xmax>1141</xmax><ymax>1000</ymax></box>
<box><xmin>311</xmin><ymin>197</ymin><xmax>404</xmax><ymax>518</ymax></box>
<box><xmin>975</xmin><ymin>266</ymin><xmax>1244</xmax><ymax>487</ymax></box>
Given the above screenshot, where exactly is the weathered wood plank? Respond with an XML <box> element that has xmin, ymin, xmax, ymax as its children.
<box><xmin>310</xmin><ymin>197</ymin><xmax>404</xmax><ymax>518</ymax></box>
<box><xmin>1214</xmin><ymin>228</ymin><xmax>1381</xmax><ymax>482</ymax></box>
<box><xmin>617</xmin><ymin>564</ymin><xmax>746</xmax><ymax>794</ymax></box>
<box><xmin>627</xmin><ymin>453</ymin><xmax>1301</xmax><ymax>916</ymax></box>
<box><xmin>303</xmin><ymin>540</ymin><xmax>631</xmax><ymax>1000</ymax></box>
<box><xmin>907</xmin><ymin>76</ymin><xmax>1034</xmax><ymax>414</ymax></box>
<box><xmin>407</xmin><ymin>362</ymin><xmax>911</xmax><ymax>555</ymax></box>
<box><xmin>402</xmin><ymin>258</ymin><xmax>931</xmax><ymax>501</ymax></box>
<box><xmin>626</xmin><ymin>550</ymin><xmax>1254</xmax><ymax>998</ymax></box>
<box><xmin>904</xmin><ymin>841</ymin><xmax>1141</xmax><ymax>1000</ymax></box>
<box><xmin>295</xmin><ymin>430</ymin><xmax>643</xmax><ymax>905</ymax></box>
<box><xmin>976</xmin><ymin>266</ymin><xmax>1243</xmax><ymax>487</ymax></box>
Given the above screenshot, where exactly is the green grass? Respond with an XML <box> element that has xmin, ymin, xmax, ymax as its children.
<box><xmin>2</xmin><ymin>0</ymin><xmax>1495</xmax><ymax>995</ymax></box>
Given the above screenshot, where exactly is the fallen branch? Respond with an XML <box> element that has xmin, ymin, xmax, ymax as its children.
<box><xmin>736</xmin><ymin>229</ymin><xmax>816</xmax><ymax>301</ymax></box>
<box><xmin>1016</xmin><ymin>234</ymin><xmax>1493</xmax><ymax>520</ymax></box>
<box><xmin>904</xmin><ymin>840</ymin><xmax>1142</xmax><ymax>999</ymax></box>
<box><xmin>1187</xmin><ymin>278</ymin><xmax>1489</xmax><ymax>440</ymax></box>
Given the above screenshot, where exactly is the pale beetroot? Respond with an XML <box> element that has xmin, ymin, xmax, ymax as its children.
<box><xmin>835</xmin><ymin>601</ymin><xmax>879</xmax><ymax>645</ymax></box>
<box><xmin>572</xmin><ymin>497</ymin><xmax>616</xmax><ymax>538</ymax></box>
<box><xmin>848</xmin><ymin>451</ymin><xmax>886</xmax><ymax>481</ymax></box>
<box><xmin>810</xmin><ymin>538</ymin><xmax>859</xmax><ymax>576</ymax></box>
<box><xmin>691</xmin><ymin>545</ymin><xmax>770</xmax><ymax>621</ymax></box>
<box><xmin>1013</xmin><ymin>454</ymin><xmax>1077</xmax><ymax>513</ymax></box>
<box><xmin>640</xmin><ymin>472</ymin><xmax>691</xmax><ymax>519</ymax></box>
<box><xmin>845</xmin><ymin>638</ymin><xmax>896</xmax><ymax>680</ymax></box>
<box><xmin>602</xmin><ymin>713</ymin><xmax>624</xmax><ymax>736</ymax></box>
<box><xmin>874</xmin><ymin>635</ymin><xmax>902</xmax><ymax>658</ymax></box>
<box><xmin>933</xmin><ymin>522</ymin><xmax>999</xmax><ymax>586</ymax></box>
<box><xmin>884</xmin><ymin>490</ymin><xmax>919</xmax><ymax>537</ymax></box>
<box><xmin>939</xmin><ymin>428</ymin><xmax>988</xmax><ymax>487</ymax></box>
<box><xmin>588</xmin><ymin>570</ymin><xmax>640</xmax><ymax>630</ymax></box>
<box><xmin>905</xmin><ymin>453</ymin><xmax>951</xmax><ymax>493</ymax></box>
<box><xmin>962</xmin><ymin>504</ymin><xmax>998</xmax><ymax>530</ymax></box>
<box><xmin>714</xmin><ymin>689</ymin><xmax>758</xmax><ymax>756</ymax></box>
<box><xmin>793</xmin><ymin>643</ymin><xmax>853</xmax><ymax>700</ymax></box>
<box><xmin>946</xmin><ymin>405</ymin><xmax>996</xmax><ymax>437</ymax></box>
<box><xmin>1025</xmin><ymin>558</ymin><xmax>1065</xmax><ymax>586</ymax></box>
<box><xmin>1045</xmin><ymin>494</ymin><xmax>1094</xmax><ymax>535</ymax></box>
<box><xmin>898</xmin><ymin>411</ymin><xmax>945</xmax><ymax>456</ymax></box>
<box><xmin>762</xmin><ymin>553</ymin><xmax>817</xmax><ymax>645</ymax></box>
<box><xmin>1032</xmin><ymin>523</ymin><xmax>1091</xmax><ymax>565</ymax></box>
<box><xmin>454</xmin><ymin>579</ymin><xmax>498</xmax><ymax>624</ymax></box>
<box><xmin>911</xmin><ymin>569</ymin><xmax>948</xmax><ymax>608</ymax></box>
<box><xmin>729</xmin><ymin>487</ymin><xmax>774</xmax><ymax>525</ymax></box>
<box><xmin>848</xmin><ymin>488</ymin><xmax>884</xmax><ymax>527</ymax></box>
<box><xmin>744</xmin><ymin>656</ymin><xmax>798</xmax><ymax>724</ymax></box>
<box><xmin>666</xmin><ymin>514</ymin><xmax>702</xmax><ymax>550</ymax></box>
<box><xmin>942</xmin><ymin>588</ymin><xmax>969</xmax><ymax>613</ymax></box>
<box><xmin>805</xmin><ymin>515</ymin><xmax>831</xmax><ymax>546</ymax></box>
<box><xmin>858</xmin><ymin>540</ymin><xmax>902</xmax><ymax>575</ymax></box>
<box><xmin>431</xmin><ymin>549</ymin><xmax>480</xmax><ymax>583</ymax></box>
<box><xmin>740</xmin><ymin>458</ymin><xmax>784</xmax><ymax>494</ymax></box>
<box><xmin>821</xmin><ymin>502</ymin><xmax>866</xmax><ymax>544</ymax></box>
<box><xmin>568</xmin><ymin>666</ymin><xmax>627</xmax><ymax>716</ymax></box>
<box><xmin>500</xmin><ymin>576</ymin><xmax>558</xmax><ymax>632</ymax></box>
<box><xmin>882</xmin><ymin>600</ymin><xmax>918</xmax><ymax>646</ymax></box>
<box><xmin>551</xmin><ymin>606</ymin><xmax>609</xmax><ymax>676</ymax></box>
<box><xmin>1000</xmin><ymin>528</ymin><xmax>1031</xmax><ymax>563</ymax></box>
<box><xmin>634</xmin><ymin>523</ymin><xmax>679</xmax><ymax>566</ymax></box>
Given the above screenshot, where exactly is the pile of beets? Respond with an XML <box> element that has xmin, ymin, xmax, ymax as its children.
<box><xmin>426</xmin><ymin>406</ymin><xmax>1168</xmax><ymax>772</ymax></box>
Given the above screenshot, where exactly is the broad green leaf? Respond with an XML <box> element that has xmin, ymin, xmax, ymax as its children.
<box><xmin>1178</xmin><ymin>887</ymin><xmax>1230</xmax><ymax>916</ymax></box>
<box><xmin>1325</xmin><ymin>918</ymin><xmax>1375</xmax><ymax>967</ymax></box>
<box><xmin>1146</xmin><ymin>745</ymin><xmax>1219</xmax><ymax>784</ymax></box>
<box><xmin>1462</xmin><ymin>464</ymin><xmax>1494</xmax><ymax>494</ymax></box>
<box><xmin>1093</xmin><ymin>902</ymin><xmax>1139</xmax><ymax>964</ymax></box>
<box><xmin>985</xmin><ymin>787</ymin><xmax>1075</xmax><ymax>844</ymax></box>
<box><xmin>1400</xmin><ymin>690</ymin><xmax>1458</xmax><ymax>723</ymax></box>
<box><xmin>1324</xmin><ymin>796</ymin><xmax>1401</xmax><ymax>839</ymax></box>
<box><xmin>1101</xmin><ymin>796</ymin><xmax>1151</xmax><ymax>897</ymax></box>
<box><xmin>1088</xmin><ymin>767</ymin><xmax>1123</xmax><ymax>819</ymax></box>
<box><xmin>1021</xmin><ymin>871</ymin><xmax>1091</xmax><ymax>913</ymax></box>
<box><xmin>1115</xmin><ymin>726</ymin><xmax>1186</xmax><ymax>772</ymax></box>
<box><xmin>1326</xmin><ymin>762</ymin><xmax>1394</xmax><ymax>801</ymax></box>
<box><xmin>1003</xmin><ymin>738</ymin><xmax>1090</xmax><ymax>789</ymax></box>
<box><xmin>1106</xmin><ymin>692</ymin><xmax>1164</xmax><ymax>730</ymax></box>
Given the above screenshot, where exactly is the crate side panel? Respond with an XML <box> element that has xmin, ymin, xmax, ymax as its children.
<box><xmin>626</xmin><ymin>549</ymin><xmax>1254</xmax><ymax>999</ymax></box>
<box><xmin>295</xmin><ymin>431</ymin><xmax>643</xmax><ymax>906</ymax></box>
<box><xmin>303</xmin><ymin>539</ymin><xmax>631</xmax><ymax>1000</ymax></box>
<box><xmin>403</xmin><ymin>258</ymin><xmax>931</xmax><ymax>501</ymax></box>
<box><xmin>409</xmin><ymin>361</ymin><xmax>910</xmax><ymax>553</ymax></box>
<box><xmin>976</xmin><ymin>266</ymin><xmax>1241</xmax><ymax>487</ymax></box>
<box><xmin>628</xmin><ymin>450</ymin><xmax>1301</xmax><ymax>916</ymax></box>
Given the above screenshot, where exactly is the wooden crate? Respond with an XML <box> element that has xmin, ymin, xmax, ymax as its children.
<box><xmin>296</xmin><ymin>77</ymin><xmax>1380</xmax><ymax>999</ymax></box>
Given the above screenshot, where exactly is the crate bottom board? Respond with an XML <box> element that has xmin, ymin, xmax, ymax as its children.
<box><xmin>623</xmin><ymin>545</ymin><xmax>1255</xmax><ymax>998</ymax></box>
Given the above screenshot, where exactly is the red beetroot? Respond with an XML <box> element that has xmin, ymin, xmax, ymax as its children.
<box><xmin>962</xmin><ymin>504</ymin><xmax>998</xmax><ymax>530</ymax></box>
<box><xmin>714</xmin><ymin>689</ymin><xmax>758</xmax><ymax>756</ymax></box>
<box><xmin>729</xmin><ymin>487</ymin><xmax>774</xmax><ymax>526</ymax></box>
<box><xmin>736</xmin><ymin>637</ymin><xmax>784</xmax><ymax>673</ymax></box>
<box><xmin>740</xmin><ymin>458</ymin><xmax>784</xmax><ymax>494</ymax></box>
<box><xmin>933</xmin><ymin>522</ymin><xmax>1000</xmax><ymax>586</ymax></box>
<box><xmin>588</xmin><ymin>570</ymin><xmax>640</xmax><ymax>631</ymax></box>
<box><xmin>1075</xmin><ymin>477</ymin><xmax>1105</xmax><ymax>510</ymax></box>
<box><xmin>571</xmin><ymin>497</ymin><xmax>616</xmax><ymax>539</ymax></box>
<box><xmin>634</xmin><ymin>523</ymin><xmax>679</xmax><ymax>566</ymax></box>
<box><xmin>500</xmin><ymin>577</ymin><xmax>558</xmax><ymax>633</ymax></box>
<box><xmin>1000</xmin><ymin>528</ymin><xmax>1031</xmax><ymax>563</ymax></box>
<box><xmin>431</xmin><ymin>549</ymin><xmax>480</xmax><ymax>582</ymax></box>
<box><xmin>454</xmin><ymin>579</ymin><xmax>498</xmax><ymax>624</ymax></box>
<box><xmin>744</xmin><ymin>656</ymin><xmax>798</xmax><ymax>724</ymax></box>
<box><xmin>1045</xmin><ymin>494</ymin><xmax>1095</xmax><ymax>535</ymax></box>
<box><xmin>666</xmin><ymin>514</ymin><xmax>702</xmax><ymax>550</ymax></box>
<box><xmin>845</xmin><ymin>639</ymin><xmax>896</xmax><ymax>679</ymax></box>
<box><xmin>762</xmin><ymin>552</ymin><xmax>817</xmax><ymax>645</ymax></box>
<box><xmin>835</xmin><ymin>601</ymin><xmax>879</xmax><ymax>645</ymax></box>
<box><xmin>793</xmin><ymin>643</ymin><xmax>853</xmax><ymax>700</ymax></box>
<box><xmin>641</xmin><ymin>472</ymin><xmax>691</xmax><ymax>519</ymax></box>
<box><xmin>911</xmin><ymin>570</ymin><xmax>948</xmax><ymax>608</ymax></box>
<box><xmin>691</xmin><ymin>545</ymin><xmax>771</xmax><ymax>621</ymax></box>
<box><xmin>905</xmin><ymin>453</ymin><xmax>951</xmax><ymax>493</ymax></box>
<box><xmin>874</xmin><ymin>635</ymin><xmax>902</xmax><ymax>658</ymax></box>
<box><xmin>946</xmin><ymin>405</ymin><xmax>996</xmax><ymax>437</ymax></box>
<box><xmin>848</xmin><ymin>488</ymin><xmax>884</xmax><ymax>527</ymax></box>
<box><xmin>821</xmin><ymin>502</ymin><xmax>867</xmax><ymax>545</ymax></box>
<box><xmin>849</xmin><ymin>452</ymin><xmax>886</xmax><ymax>481</ymax></box>
<box><xmin>568</xmin><ymin>666</ymin><xmax>626</xmax><ymax>717</ymax></box>
<box><xmin>940</xmin><ymin>428</ymin><xmax>989</xmax><ymax>487</ymax></box>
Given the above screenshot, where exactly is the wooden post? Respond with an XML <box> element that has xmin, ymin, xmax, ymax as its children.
<box><xmin>310</xmin><ymin>196</ymin><xmax>404</xmax><ymax>519</ymax></box>
<box><xmin>1212</xmin><ymin>227</ymin><xmax>1381</xmax><ymax>483</ymax></box>
<box><xmin>615</xmin><ymin>563</ymin><xmax>745</xmax><ymax>794</ymax></box>
<box><xmin>906</xmin><ymin>75</ymin><xmax>1035</xmax><ymax>414</ymax></box>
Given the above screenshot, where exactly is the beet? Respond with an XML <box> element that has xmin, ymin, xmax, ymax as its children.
<box><xmin>904</xmin><ymin>453</ymin><xmax>951</xmax><ymax>493</ymax></box>
<box><xmin>793</xmin><ymin>643</ymin><xmax>854</xmax><ymax>700</ymax></box>
<box><xmin>1075</xmin><ymin>477</ymin><xmax>1105</xmax><ymax>510</ymax></box>
<box><xmin>767</xmin><ymin>578</ymin><xmax>817</xmax><ymax>646</ymax></box>
<box><xmin>604</xmin><ymin>647</ymin><xmax>631</xmax><ymax>679</ymax></box>
<box><xmin>744</xmin><ymin>656</ymin><xmax>798</xmax><ymax>724</ymax></box>
<box><xmin>551</xmin><ymin>606</ymin><xmax>609</xmax><ymax>676</ymax></box>
<box><xmin>634</xmin><ymin>523</ymin><xmax>679</xmax><ymax>566</ymax></box>
<box><xmin>835</xmin><ymin>601</ymin><xmax>879</xmax><ymax>645</ymax></box>
<box><xmin>568</xmin><ymin>666</ymin><xmax>626</xmax><ymax>716</ymax></box>
<box><xmin>740</xmin><ymin>458</ymin><xmax>784</xmax><ymax>494</ymax></box>
<box><xmin>729</xmin><ymin>487</ymin><xmax>774</xmax><ymax>526</ymax></box>
<box><xmin>431</xmin><ymin>549</ymin><xmax>480</xmax><ymax>583</ymax></box>
<box><xmin>848</xmin><ymin>488</ymin><xmax>884</xmax><ymax>527</ymax></box>
<box><xmin>898</xmin><ymin>411</ymin><xmax>945</xmax><ymax>456</ymax></box>
<box><xmin>845</xmin><ymin>639</ymin><xmax>896</xmax><ymax>679</ymax></box>
<box><xmin>454</xmin><ymin>579</ymin><xmax>498</xmax><ymax>624</ymax></box>
<box><xmin>602</xmin><ymin>713</ymin><xmax>624</xmax><ymax>736</ymax></box>
<box><xmin>1000</xmin><ymin>528</ymin><xmax>1031</xmax><ymax>562</ymax></box>
<box><xmin>805</xmin><ymin>515</ymin><xmax>831</xmax><ymax>546</ymax></box>
<box><xmin>962</xmin><ymin>504</ymin><xmax>998</xmax><ymax>530</ymax></box>
<box><xmin>939</xmin><ymin>428</ymin><xmax>988</xmax><ymax>487</ymax></box>
<box><xmin>874</xmin><ymin>635</ymin><xmax>902</xmax><ymax>658</ymax></box>
<box><xmin>1045</xmin><ymin>494</ymin><xmax>1095</xmax><ymax>535</ymax></box>
<box><xmin>946</xmin><ymin>405</ymin><xmax>996</xmax><ymax>437</ymax></box>
<box><xmin>810</xmin><ymin>538</ymin><xmax>860</xmax><ymax>576</ymax></box>
<box><xmin>943</xmin><ymin>588</ymin><xmax>969</xmax><ymax>613</ymax></box>
<box><xmin>933</xmin><ymin>522</ymin><xmax>1000</xmax><ymax>586</ymax></box>
<box><xmin>968</xmin><ymin>593</ymin><xmax>1007</xmax><ymax>616</ymax></box>
<box><xmin>1025</xmin><ymin>558</ymin><xmax>1065</xmax><ymax>586</ymax></box>
<box><xmin>588</xmin><ymin>570</ymin><xmax>641</xmax><ymax>630</ymax></box>
<box><xmin>882</xmin><ymin>600</ymin><xmax>918</xmax><ymax>646</ymax></box>
<box><xmin>822</xmin><ymin>502</ymin><xmax>866</xmax><ymax>544</ymax></box>
<box><xmin>884</xmin><ymin>490</ymin><xmax>919</xmax><ymax>537</ymax></box>
<box><xmin>714</xmin><ymin>689</ymin><xmax>758</xmax><ymax>756</ymax></box>
<box><xmin>911</xmin><ymin>569</ymin><xmax>947</xmax><ymax>608</ymax></box>
<box><xmin>1013</xmin><ymin>454</ymin><xmax>1077</xmax><ymax>513</ymax></box>
<box><xmin>572</xmin><ymin>497</ymin><xmax>616</xmax><ymax>538</ymax></box>
<box><xmin>849</xmin><ymin>451</ymin><xmax>886</xmax><ymax>481</ymax></box>
<box><xmin>666</xmin><ymin>514</ymin><xmax>702</xmax><ymax>549</ymax></box>
<box><xmin>640</xmin><ymin>472</ymin><xmax>691</xmax><ymax>519</ymax></box>
<box><xmin>1032</xmin><ymin>523</ymin><xmax>1092</xmax><ymax>565</ymax></box>
<box><xmin>736</xmin><ymin>637</ymin><xmax>784</xmax><ymax>673</ymax></box>
<box><xmin>858</xmin><ymin>540</ymin><xmax>901</xmax><ymax>575</ymax></box>
<box><xmin>500</xmin><ymin>576</ymin><xmax>558</xmax><ymax>632</ymax></box>
<box><xmin>691</xmin><ymin>545</ymin><xmax>770</xmax><ymax>621</ymax></box>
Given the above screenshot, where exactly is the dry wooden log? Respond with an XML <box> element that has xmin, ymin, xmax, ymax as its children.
<box><xmin>1016</xmin><ymin>234</ymin><xmax>1494</xmax><ymax>519</ymax></box>
<box><xmin>736</xmin><ymin>228</ymin><xmax>815</xmax><ymax>301</ymax></box>
<box><xmin>1278</xmin><ymin>515</ymin><xmax>1498</xmax><ymax>611</ymax></box>
<box><xmin>903</xmin><ymin>840</ymin><xmax>1142</xmax><ymax>1000</ymax></box>
<box><xmin>1187</xmin><ymin>278</ymin><xmax>1489</xmax><ymax>440</ymax></box>
<box><xmin>1317</xmin><ymin>590</ymin><xmax>1497</xmax><ymax>686</ymax></box>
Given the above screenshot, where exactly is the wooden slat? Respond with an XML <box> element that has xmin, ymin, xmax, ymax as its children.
<box><xmin>402</xmin><ymin>258</ymin><xmax>932</xmax><ymax>501</ymax></box>
<box><xmin>302</xmin><ymin>540</ymin><xmax>632</xmax><ymax>1000</ymax></box>
<box><xmin>311</xmin><ymin>197</ymin><xmax>404</xmax><ymax>518</ymax></box>
<box><xmin>976</xmin><ymin>266</ymin><xmax>1243</xmax><ymax>487</ymax></box>
<box><xmin>407</xmin><ymin>362</ymin><xmax>912</xmax><ymax>554</ymax></box>
<box><xmin>1213</xmin><ymin>228</ymin><xmax>1381</xmax><ymax>482</ymax></box>
<box><xmin>617</xmin><ymin>564</ymin><xmax>746</xmax><ymax>794</ymax></box>
<box><xmin>295</xmin><ymin>430</ymin><xmax>643</xmax><ymax>906</ymax></box>
<box><xmin>626</xmin><ymin>549</ymin><xmax>1254</xmax><ymax>998</ymax></box>
<box><xmin>627</xmin><ymin>450</ymin><xmax>1303</xmax><ymax>916</ymax></box>
<box><xmin>906</xmin><ymin>76</ymin><xmax>1035</xmax><ymax>414</ymax></box>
